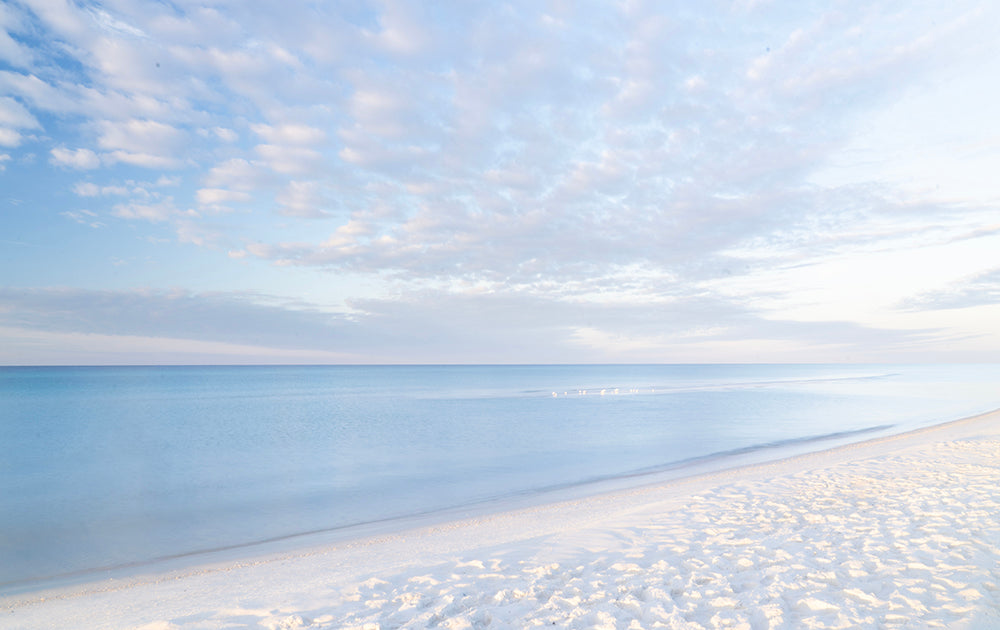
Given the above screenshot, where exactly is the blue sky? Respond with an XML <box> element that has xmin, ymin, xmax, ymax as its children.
<box><xmin>1</xmin><ymin>0</ymin><xmax>999</xmax><ymax>364</ymax></box>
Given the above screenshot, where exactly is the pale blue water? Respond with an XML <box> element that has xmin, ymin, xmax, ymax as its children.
<box><xmin>1</xmin><ymin>364</ymin><xmax>999</xmax><ymax>591</ymax></box>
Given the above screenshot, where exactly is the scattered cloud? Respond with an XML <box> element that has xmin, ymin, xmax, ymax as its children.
<box><xmin>0</xmin><ymin>287</ymin><xmax>360</xmax><ymax>355</ymax></box>
<box><xmin>901</xmin><ymin>268</ymin><xmax>1000</xmax><ymax>312</ymax></box>
<box><xmin>112</xmin><ymin>197</ymin><xmax>183</xmax><ymax>222</ymax></box>
<box><xmin>275</xmin><ymin>180</ymin><xmax>335</xmax><ymax>218</ymax></box>
<box><xmin>61</xmin><ymin>209</ymin><xmax>104</xmax><ymax>228</ymax></box>
<box><xmin>50</xmin><ymin>147</ymin><xmax>100</xmax><ymax>169</ymax></box>
<box><xmin>204</xmin><ymin>158</ymin><xmax>267</xmax><ymax>191</ymax></box>
<box><xmin>95</xmin><ymin>119</ymin><xmax>186</xmax><ymax>168</ymax></box>
<box><xmin>1</xmin><ymin>1</ymin><xmax>999</xmax><ymax>362</ymax></box>
<box><xmin>196</xmin><ymin>188</ymin><xmax>253</xmax><ymax>206</ymax></box>
<box><xmin>0</xmin><ymin>96</ymin><xmax>41</xmax><ymax>130</ymax></box>
<box><xmin>0</xmin><ymin>4</ymin><xmax>35</xmax><ymax>69</ymax></box>
<box><xmin>85</xmin><ymin>6</ymin><xmax>147</xmax><ymax>39</ymax></box>
<box><xmin>202</xmin><ymin>126</ymin><xmax>238</xmax><ymax>142</ymax></box>
<box><xmin>73</xmin><ymin>182</ymin><xmax>130</xmax><ymax>196</ymax></box>
<box><xmin>0</xmin><ymin>128</ymin><xmax>21</xmax><ymax>147</ymax></box>
<box><xmin>0</xmin><ymin>286</ymin><xmax>950</xmax><ymax>364</ymax></box>
<box><xmin>251</xmin><ymin>123</ymin><xmax>326</xmax><ymax>145</ymax></box>
<box><xmin>254</xmin><ymin>143</ymin><xmax>323</xmax><ymax>175</ymax></box>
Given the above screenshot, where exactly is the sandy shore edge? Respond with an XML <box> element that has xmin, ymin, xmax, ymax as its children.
<box><xmin>4</xmin><ymin>408</ymin><xmax>1000</xmax><ymax>629</ymax></box>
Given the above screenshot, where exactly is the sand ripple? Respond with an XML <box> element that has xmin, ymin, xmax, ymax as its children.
<box><xmin>7</xmin><ymin>430</ymin><xmax>1000</xmax><ymax>629</ymax></box>
<box><xmin>198</xmin><ymin>438</ymin><xmax>1000</xmax><ymax>629</ymax></box>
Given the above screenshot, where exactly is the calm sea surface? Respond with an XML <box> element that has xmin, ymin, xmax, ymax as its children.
<box><xmin>2</xmin><ymin>364</ymin><xmax>999</xmax><ymax>590</ymax></box>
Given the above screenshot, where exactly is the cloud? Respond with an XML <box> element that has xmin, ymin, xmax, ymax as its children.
<box><xmin>61</xmin><ymin>209</ymin><xmax>104</xmax><ymax>228</ymax></box>
<box><xmin>251</xmin><ymin>123</ymin><xmax>326</xmax><ymax>145</ymax></box>
<box><xmin>0</xmin><ymin>286</ymin><xmax>939</xmax><ymax>364</ymax></box>
<box><xmin>73</xmin><ymin>182</ymin><xmax>130</xmax><ymax>197</ymax></box>
<box><xmin>85</xmin><ymin>6</ymin><xmax>147</xmax><ymax>39</ymax></box>
<box><xmin>0</xmin><ymin>128</ymin><xmax>21</xmax><ymax>147</ymax></box>
<box><xmin>0</xmin><ymin>287</ymin><xmax>363</xmax><ymax>357</ymax></box>
<box><xmin>901</xmin><ymin>268</ymin><xmax>1000</xmax><ymax>311</ymax></box>
<box><xmin>274</xmin><ymin>180</ymin><xmax>335</xmax><ymax>218</ymax></box>
<box><xmin>112</xmin><ymin>198</ymin><xmax>182</xmax><ymax>222</ymax></box>
<box><xmin>0</xmin><ymin>4</ymin><xmax>35</xmax><ymax>68</ymax></box>
<box><xmin>155</xmin><ymin>175</ymin><xmax>182</xmax><ymax>187</ymax></box>
<box><xmin>365</xmin><ymin>1</ymin><xmax>433</xmax><ymax>56</ymax></box>
<box><xmin>107</xmin><ymin>151</ymin><xmax>184</xmax><ymax>169</ymax></box>
<box><xmin>95</xmin><ymin>119</ymin><xmax>186</xmax><ymax>168</ymax></box>
<box><xmin>50</xmin><ymin>147</ymin><xmax>100</xmax><ymax>169</ymax></box>
<box><xmin>196</xmin><ymin>188</ymin><xmax>253</xmax><ymax>206</ymax></box>
<box><xmin>174</xmin><ymin>218</ymin><xmax>228</xmax><ymax>247</ymax></box>
<box><xmin>95</xmin><ymin>117</ymin><xmax>177</xmax><ymax>153</ymax></box>
<box><xmin>0</xmin><ymin>71</ymin><xmax>78</xmax><ymax>115</ymax></box>
<box><xmin>254</xmin><ymin>144</ymin><xmax>323</xmax><ymax>174</ymax></box>
<box><xmin>207</xmin><ymin>127</ymin><xmax>238</xmax><ymax>142</ymax></box>
<box><xmin>4</xmin><ymin>1</ymin><xmax>1000</xmax><ymax>362</ymax></box>
<box><xmin>203</xmin><ymin>158</ymin><xmax>268</xmax><ymax>191</ymax></box>
<box><xmin>72</xmin><ymin>182</ymin><xmax>99</xmax><ymax>196</ymax></box>
<box><xmin>0</xmin><ymin>96</ymin><xmax>41</xmax><ymax>129</ymax></box>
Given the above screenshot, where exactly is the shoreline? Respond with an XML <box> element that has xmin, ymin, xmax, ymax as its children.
<box><xmin>4</xmin><ymin>408</ymin><xmax>1000</xmax><ymax>628</ymax></box>
<box><xmin>0</xmin><ymin>413</ymin><xmax>910</xmax><ymax>596</ymax></box>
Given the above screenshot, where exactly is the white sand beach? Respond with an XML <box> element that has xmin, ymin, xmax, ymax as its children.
<box><xmin>3</xmin><ymin>410</ymin><xmax>1000</xmax><ymax>630</ymax></box>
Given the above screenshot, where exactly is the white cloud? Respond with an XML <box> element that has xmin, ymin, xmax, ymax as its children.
<box><xmin>0</xmin><ymin>324</ymin><xmax>355</xmax><ymax>366</ymax></box>
<box><xmin>96</xmin><ymin>118</ymin><xmax>185</xmax><ymax>157</ymax></box>
<box><xmin>155</xmin><ymin>175</ymin><xmax>182</xmax><ymax>187</ymax></box>
<box><xmin>196</xmin><ymin>188</ymin><xmax>252</xmax><ymax>205</ymax></box>
<box><xmin>0</xmin><ymin>96</ymin><xmax>41</xmax><ymax>129</ymax></box>
<box><xmin>61</xmin><ymin>209</ymin><xmax>104</xmax><ymax>228</ymax></box>
<box><xmin>254</xmin><ymin>143</ymin><xmax>322</xmax><ymax>174</ymax></box>
<box><xmin>0</xmin><ymin>153</ymin><xmax>10</xmax><ymax>170</ymax></box>
<box><xmin>72</xmin><ymin>182</ymin><xmax>99</xmax><ymax>196</ymax></box>
<box><xmin>0</xmin><ymin>71</ymin><xmax>78</xmax><ymax>114</ymax></box>
<box><xmin>0</xmin><ymin>4</ymin><xmax>34</xmax><ymax>68</ymax></box>
<box><xmin>274</xmin><ymin>180</ymin><xmax>334</xmax><ymax>218</ymax></box>
<box><xmin>0</xmin><ymin>128</ymin><xmax>21</xmax><ymax>147</ymax></box>
<box><xmin>175</xmin><ymin>219</ymin><xmax>225</xmax><ymax>246</ymax></box>
<box><xmin>0</xmin><ymin>288</ymin><xmax>367</xmax><ymax>364</ymax></box>
<box><xmin>112</xmin><ymin>198</ymin><xmax>180</xmax><ymax>222</ymax></box>
<box><xmin>204</xmin><ymin>158</ymin><xmax>266</xmax><ymax>191</ymax></box>
<box><xmin>21</xmin><ymin>0</ymin><xmax>91</xmax><ymax>41</ymax></box>
<box><xmin>212</xmin><ymin>127</ymin><xmax>238</xmax><ymax>142</ymax></box>
<box><xmin>366</xmin><ymin>1</ymin><xmax>431</xmax><ymax>56</ymax></box>
<box><xmin>50</xmin><ymin>147</ymin><xmax>100</xmax><ymax>169</ymax></box>
<box><xmin>85</xmin><ymin>6</ymin><xmax>147</xmax><ymax>39</ymax></box>
<box><xmin>251</xmin><ymin>123</ymin><xmax>326</xmax><ymax>145</ymax></box>
<box><xmin>345</xmin><ymin>88</ymin><xmax>412</xmax><ymax>138</ymax></box>
<box><xmin>106</xmin><ymin>151</ymin><xmax>182</xmax><ymax>169</ymax></box>
<box><xmin>73</xmin><ymin>182</ymin><xmax>132</xmax><ymax>196</ymax></box>
<box><xmin>5</xmin><ymin>1</ymin><xmax>1000</xmax><ymax>362</ymax></box>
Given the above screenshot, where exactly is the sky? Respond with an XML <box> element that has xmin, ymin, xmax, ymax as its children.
<box><xmin>1</xmin><ymin>0</ymin><xmax>999</xmax><ymax>365</ymax></box>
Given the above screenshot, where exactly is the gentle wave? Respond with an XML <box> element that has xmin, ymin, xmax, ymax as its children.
<box><xmin>0</xmin><ymin>422</ymin><xmax>901</xmax><ymax>594</ymax></box>
<box><xmin>623</xmin><ymin>423</ymin><xmax>897</xmax><ymax>477</ymax></box>
<box><xmin>4</xmin><ymin>364</ymin><xmax>1000</xmax><ymax>593</ymax></box>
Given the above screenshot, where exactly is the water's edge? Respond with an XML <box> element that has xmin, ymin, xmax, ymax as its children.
<box><xmin>0</xmin><ymin>416</ymin><xmax>960</xmax><ymax>597</ymax></box>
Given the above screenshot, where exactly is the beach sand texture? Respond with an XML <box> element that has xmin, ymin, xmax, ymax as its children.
<box><xmin>4</xmin><ymin>411</ymin><xmax>1000</xmax><ymax>629</ymax></box>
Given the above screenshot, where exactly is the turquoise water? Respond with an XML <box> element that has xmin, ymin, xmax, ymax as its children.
<box><xmin>1</xmin><ymin>364</ymin><xmax>999</xmax><ymax>591</ymax></box>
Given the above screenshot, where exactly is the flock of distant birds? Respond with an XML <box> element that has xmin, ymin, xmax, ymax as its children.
<box><xmin>551</xmin><ymin>388</ymin><xmax>654</xmax><ymax>397</ymax></box>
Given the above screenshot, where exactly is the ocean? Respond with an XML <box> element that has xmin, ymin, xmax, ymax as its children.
<box><xmin>2</xmin><ymin>363</ymin><xmax>999</xmax><ymax>592</ymax></box>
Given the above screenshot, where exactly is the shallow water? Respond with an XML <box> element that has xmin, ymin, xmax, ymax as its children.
<box><xmin>2</xmin><ymin>363</ymin><xmax>999</xmax><ymax>590</ymax></box>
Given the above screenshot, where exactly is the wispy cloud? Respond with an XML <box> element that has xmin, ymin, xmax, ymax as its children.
<box><xmin>0</xmin><ymin>287</ymin><xmax>949</xmax><ymax>364</ymax></box>
<box><xmin>902</xmin><ymin>268</ymin><xmax>1000</xmax><ymax>312</ymax></box>
<box><xmin>1</xmin><ymin>1</ymin><xmax>999</xmax><ymax>363</ymax></box>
